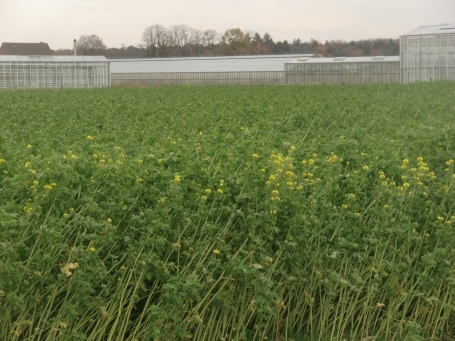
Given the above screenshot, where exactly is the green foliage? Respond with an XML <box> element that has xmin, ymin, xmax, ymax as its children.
<box><xmin>0</xmin><ymin>82</ymin><xmax>454</xmax><ymax>340</ymax></box>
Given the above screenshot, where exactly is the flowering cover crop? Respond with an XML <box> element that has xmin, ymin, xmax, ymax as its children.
<box><xmin>0</xmin><ymin>82</ymin><xmax>455</xmax><ymax>341</ymax></box>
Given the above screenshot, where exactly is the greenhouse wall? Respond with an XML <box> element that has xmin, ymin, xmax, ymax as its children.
<box><xmin>0</xmin><ymin>56</ymin><xmax>110</xmax><ymax>89</ymax></box>
<box><xmin>284</xmin><ymin>57</ymin><xmax>400</xmax><ymax>85</ymax></box>
<box><xmin>111</xmin><ymin>71</ymin><xmax>284</xmax><ymax>86</ymax></box>
<box><xmin>400</xmin><ymin>24</ymin><xmax>455</xmax><ymax>84</ymax></box>
<box><xmin>110</xmin><ymin>55</ymin><xmax>316</xmax><ymax>86</ymax></box>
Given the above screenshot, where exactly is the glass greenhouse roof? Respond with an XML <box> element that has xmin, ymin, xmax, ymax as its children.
<box><xmin>286</xmin><ymin>56</ymin><xmax>399</xmax><ymax>64</ymax></box>
<box><xmin>110</xmin><ymin>54</ymin><xmax>317</xmax><ymax>73</ymax></box>
<box><xmin>0</xmin><ymin>56</ymin><xmax>108</xmax><ymax>62</ymax></box>
<box><xmin>402</xmin><ymin>24</ymin><xmax>455</xmax><ymax>36</ymax></box>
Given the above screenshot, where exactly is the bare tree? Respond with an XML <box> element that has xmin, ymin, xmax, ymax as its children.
<box><xmin>202</xmin><ymin>29</ymin><xmax>219</xmax><ymax>47</ymax></box>
<box><xmin>76</xmin><ymin>35</ymin><xmax>107</xmax><ymax>55</ymax></box>
<box><xmin>141</xmin><ymin>24</ymin><xmax>220</xmax><ymax>57</ymax></box>
<box><xmin>141</xmin><ymin>25</ymin><xmax>168</xmax><ymax>57</ymax></box>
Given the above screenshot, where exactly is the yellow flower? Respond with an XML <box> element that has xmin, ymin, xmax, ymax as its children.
<box><xmin>219</xmin><ymin>179</ymin><xmax>224</xmax><ymax>186</ymax></box>
<box><xmin>201</xmin><ymin>195</ymin><xmax>207</xmax><ymax>201</ymax></box>
<box><xmin>217</xmin><ymin>189</ymin><xmax>223</xmax><ymax>194</ymax></box>
<box><xmin>424</xmin><ymin>233</ymin><xmax>430</xmax><ymax>237</ymax></box>
<box><xmin>158</xmin><ymin>159</ymin><xmax>163</xmax><ymax>164</ymax></box>
<box><xmin>136</xmin><ymin>178</ymin><xmax>143</xmax><ymax>183</ymax></box>
<box><xmin>89</xmin><ymin>247</ymin><xmax>96</xmax><ymax>252</ymax></box>
<box><xmin>436</xmin><ymin>216</ymin><xmax>444</xmax><ymax>222</ymax></box>
<box><xmin>71</xmin><ymin>155</ymin><xmax>77</xmax><ymax>160</ymax></box>
<box><xmin>63</xmin><ymin>213</ymin><xmax>69</xmax><ymax>218</ymax></box>
<box><xmin>69</xmin><ymin>208</ymin><xmax>74</xmax><ymax>213</ymax></box>
<box><xmin>213</xmin><ymin>249</ymin><xmax>220</xmax><ymax>254</ymax></box>
<box><xmin>174</xmin><ymin>175</ymin><xmax>181</xmax><ymax>182</ymax></box>
<box><xmin>290</xmin><ymin>146</ymin><xmax>296</xmax><ymax>151</ymax></box>
<box><xmin>285</xmin><ymin>170</ymin><xmax>294</xmax><ymax>177</ymax></box>
<box><xmin>158</xmin><ymin>197</ymin><xmax>166</xmax><ymax>204</ymax></box>
<box><xmin>137</xmin><ymin>160</ymin><xmax>143</xmax><ymax>164</ymax></box>
<box><xmin>107</xmin><ymin>218</ymin><xmax>112</xmax><ymax>223</ymax></box>
<box><xmin>26</xmin><ymin>144</ymin><xmax>32</xmax><ymax>149</ymax></box>
<box><xmin>251</xmin><ymin>153</ymin><xmax>259</xmax><ymax>158</ymax></box>
<box><xmin>342</xmin><ymin>204</ymin><xmax>348</xmax><ymax>209</ymax></box>
<box><xmin>25</xmin><ymin>162</ymin><xmax>32</xmax><ymax>168</ymax></box>
<box><xmin>43</xmin><ymin>185</ymin><xmax>53</xmax><ymax>190</ymax></box>
<box><xmin>50</xmin><ymin>183</ymin><xmax>57</xmax><ymax>187</ymax></box>
<box><xmin>349</xmin><ymin>193</ymin><xmax>356</xmax><ymax>199</ymax></box>
<box><xmin>446</xmin><ymin>160</ymin><xmax>454</xmax><ymax>166</ymax></box>
<box><xmin>120</xmin><ymin>266</ymin><xmax>126</xmax><ymax>271</ymax></box>
<box><xmin>60</xmin><ymin>262</ymin><xmax>79</xmax><ymax>277</ymax></box>
<box><xmin>362</xmin><ymin>165</ymin><xmax>369</xmax><ymax>171</ymax></box>
<box><xmin>86</xmin><ymin>135</ymin><xmax>93</xmax><ymax>140</ymax></box>
<box><xmin>0</xmin><ymin>159</ymin><xmax>4</xmax><ymax>164</ymax></box>
<box><xmin>33</xmin><ymin>180</ymin><xmax>39</xmax><ymax>186</ymax></box>
<box><xmin>354</xmin><ymin>212</ymin><xmax>361</xmax><ymax>217</ymax></box>
<box><xmin>376</xmin><ymin>303</ymin><xmax>385</xmax><ymax>308</ymax></box>
<box><xmin>270</xmin><ymin>210</ymin><xmax>277</xmax><ymax>215</ymax></box>
<box><xmin>205</xmin><ymin>188</ymin><xmax>211</xmax><ymax>194</ymax></box>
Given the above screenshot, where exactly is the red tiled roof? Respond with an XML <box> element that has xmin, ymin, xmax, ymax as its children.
<box><xmin>0</xmin><ymin>42</ymin><xmax>52</xmax><ymax>55</ymax></box>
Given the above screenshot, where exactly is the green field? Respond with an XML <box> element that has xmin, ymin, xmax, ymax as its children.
<box><xmin>1</xmin><ymin>82</ymin><xmax>455</xmax><ymax>341</ymax></box>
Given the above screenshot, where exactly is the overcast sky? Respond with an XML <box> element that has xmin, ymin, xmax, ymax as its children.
<box><xmin>0</xmin><ymin>0</ymin><xmax>454</xmax><ymax>50</ymax></box>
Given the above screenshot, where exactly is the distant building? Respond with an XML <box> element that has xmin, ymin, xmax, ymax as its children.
<box><xmin>110</xmin><ymin>54</ymin><xmax>320</xmax><ymax>86</ymax></box>
<box><xmin>400</xmin><ymin>23</ymin><xmax>455</xmax><ymax>83</ymax></box>
<box><xmin>285</xmin><ymin>56</ymin><xmax>400</xmax><ymax>85</ymax></box>
<box><xmin>0</xmin><ymin>56</ymin><xmax>110</xmax><ymax>89</ymax></box>
<box><xmin>0</xmin><ymin>42</ymin><xmax>52</xmax><ymax>55</ymax></box>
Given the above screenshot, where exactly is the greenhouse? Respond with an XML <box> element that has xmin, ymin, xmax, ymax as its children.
<box><xmin>284</xmin><ymin>56</ymin><xmax>400</xmax><ymax>85</ymax></box>
<box><xmin>400</xmin><ymin>23</ymin><xmax>455</xmax><ymax>84</ymax></box>
<box><xmin>0</xmin><ymin>56</ymin><xmax>110</xmax><ymax>89</ymax></box>
<box><xmin>110</xmin><ymin>54</ymin><xmax>318</xmax><ymax>86</ymax></box>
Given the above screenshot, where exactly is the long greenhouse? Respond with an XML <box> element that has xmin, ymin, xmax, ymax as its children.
<box><xmin>110</xmin><ymin>54</ymin><xmax>318</xmax><ymax>86</ymax></box>
<box><xmin>284</xmin><ymin>56</ymin><xmax>400</xmax><ymax>85</ymax></box>
<box><xmin>0</xmin><ymin>56</ymin><xmax>110</xmax><ymax>89</ymax></box>
<box><xmin>400</xmin><ymin>23</ymin><xmax>455</xmax><ymax>83</ymax></box>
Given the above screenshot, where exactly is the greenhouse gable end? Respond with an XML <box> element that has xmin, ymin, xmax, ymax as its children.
<box><xmin>400</xmin><ymin>23</ymin><xmax>455</xmax><ymax>83</ymax></box>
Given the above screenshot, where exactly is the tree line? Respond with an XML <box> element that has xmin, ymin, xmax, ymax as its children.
<box><xmin>53</xmin><ymin>24</ymin><xmax>399</xmax><ymax>58</ymax></box>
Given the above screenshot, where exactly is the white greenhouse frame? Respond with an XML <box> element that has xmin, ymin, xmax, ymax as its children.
<box><xmin>284</xmin><ymin>56</ymin><xmax>400</xmax><ymax>85</ymax></box>
<box><xmin>0</xmin><ymin>56</ymin><xmax>110</xmax><ymax>89</ymax></box>
<box><xmin>400</xmin><ymin>24</ymin><xmax>455</xmax><ymax>84</ymax></box>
